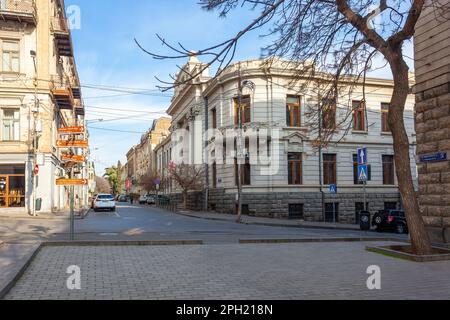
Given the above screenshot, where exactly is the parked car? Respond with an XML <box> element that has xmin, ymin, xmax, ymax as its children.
<box><xmin>146</xmin><ymin>195</ymin><xmax>156</xmax><ymax>205</ymax></box>
<box><xmin>118</xmin><ymin>195</ymin><xmax>128</xmax><ymax>203</ymax></box>
<box><xmin>139</xmin><ymin>195</ymin><xmax>148</xmax><ymax>205</ymax></box>
<box><xmin>372</xmin><ymin>210</ymin><xmax>408</xmax><ymax>234</ymax></box>
<box><xmin>93</xmin><ymin>194</ymin><xmax>116</xmax><ymax>212</ymax></box>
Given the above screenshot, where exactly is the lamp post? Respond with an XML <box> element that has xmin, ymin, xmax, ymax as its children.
<box><xmin>236</xmin><ymin>66</ymin><xmax>255</xmax><ymax>223</ymax></box>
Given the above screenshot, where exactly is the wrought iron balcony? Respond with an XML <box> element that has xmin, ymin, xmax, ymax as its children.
<box><xmin>0</xmin><ymin>0</ymin><xmax>37</xmax><ymax>25</ymax></box>
<box><xmin>51</xmin><ymin>16</ymin><xmax>73</xmax><ymax>57</ymax></box>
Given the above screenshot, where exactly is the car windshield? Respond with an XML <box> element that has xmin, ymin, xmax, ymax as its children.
<box><xmin>97</xmin><ymin>195</ymin><xmax>114</xmax><ymax>200</ymax></box>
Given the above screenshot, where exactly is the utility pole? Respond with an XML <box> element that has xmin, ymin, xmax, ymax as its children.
<box><xmin>31</xmin><ymin>51</ymin><xmax>39</xmax><ymax>217</ymax></box>
<box><xmin>204</xmin><ymin>96</ymin><xmax>209</xmax><ymax>212</ymax></box>
<box><xmin>317</xmin><ymin>81</ymin><xmax>325</xmax><ymax>222</ymax></box>
<box><xmin>236</xmin><ymin>65</ymin><xmax>244</xmax><ymax>223</ymax></box>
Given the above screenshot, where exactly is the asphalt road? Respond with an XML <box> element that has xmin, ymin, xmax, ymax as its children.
<box><xmin>0</xmin><ymin>204</ymin><xmax>406</xmax><ymax>244</ymax></box>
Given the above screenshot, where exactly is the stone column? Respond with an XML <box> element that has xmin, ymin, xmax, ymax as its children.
<box><xmin>414</xmin><ymin>0</ymin><xmax>450</xmax><ymax>244</ymax></box>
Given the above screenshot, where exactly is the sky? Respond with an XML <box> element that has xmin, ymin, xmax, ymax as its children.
<box><xmin>65</xmin><ymin>0</ymin><xmax>414</xmax><ymax>175</ymax></box>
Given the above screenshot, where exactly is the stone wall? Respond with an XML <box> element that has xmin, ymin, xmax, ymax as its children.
<box><xmin>208</xmin><ymin>188</ymin><xmax>400</xmax><ymax>224</ymax></box>
<box><xmin>414</xmin><ymin>0</ymin><xmax>450</xmax><ymax>244</ymax></box>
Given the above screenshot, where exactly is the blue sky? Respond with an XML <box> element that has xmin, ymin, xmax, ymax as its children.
<box><xmin>65</xmin><ymin>0</ymin><xmax>414</xmax><ymax>175</ymax></box>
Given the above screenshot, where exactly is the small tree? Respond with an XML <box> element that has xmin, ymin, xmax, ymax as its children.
<box><xmin>103</xmin><ymin>161</ymin><xmax>125</xmax><ymax>195</ymax></box>
<box><xmin>95</xmin><ymin>176</ymin><xmax>111</xmax><ymax>194</ymax></box>
<box><xmin>138</xmin><ymin>171</ymin><xmax>161</xmax><ymax>194</ymax></box>
<box><xmin>168</xmin><ymin>163</ymin><xmax>206</xmax><ymax>209</ymax></box>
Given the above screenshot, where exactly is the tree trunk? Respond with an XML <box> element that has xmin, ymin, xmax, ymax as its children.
<box><xmin>182</xmin><ymin>190</ymin><xmax>188</xmax><ymax>210</ymax></box>
<box><xmin>388</xmin><ymin>53</ymin><xmax>433</xmax><ymax>255</ymax></box>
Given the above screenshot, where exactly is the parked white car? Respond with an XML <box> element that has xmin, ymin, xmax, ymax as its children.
<box><xmin>93</xmin><ymin>194</ymin><xmax>116</xmax><ymax>212</ymax></box>
<box><xmin>139</xmin><ymin>195</ymin><xmax>148</xmax><ymax>205</ymax></box>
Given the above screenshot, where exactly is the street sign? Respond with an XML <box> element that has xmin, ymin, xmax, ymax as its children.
<box><xmin>358</xmin><ymin>165</ymin><xmax>369</xmax><ymax>182</ymax></box>
<box><xmin>357</xmin><ymin>147</ymin><xmax>368</xmax><ymax>165</ymax></box>
<box><xmin>56</xmin><ymin>140</ymin><xmax>89</xmax><ymax>148</ymax></box>
<box><xmin>420</xmin><ymin>152</ymin><xmax>448</xmax><ymax>163</ymax></box>
<box><xmin>61</xmin><ymin>154</ymin><xmax>85</xmax><ymax>163</ymax></box>
<box><xmin>56</xmin><ymin>179</ymin><xmax>88</xmax><ymax>186</ymax></box>
<box><xmin>329</xmin><ymin>184</ymin><xmax>337</xmax><ymax>194</ymax></box>
<box><xmin>58</xmin><ymin>126</ymin><xmax>85</xmax><ymax>135</ymax></box>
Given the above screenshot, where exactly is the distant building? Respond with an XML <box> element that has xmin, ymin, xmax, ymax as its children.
<box><xmin>158</xmin><ymin>57</ymin><xmax>417</xmax><ymax>223</ymax></box>
<box><xmin>414</xmin><ymin>0</ymin><xmax>450</xmax><ymax>244</ymax></box>
<box><xmin>0</xmin><ymin>0</ymin><xmax>86</xmax><ymax>214</ymax></box>
<box><xmin>126</xmin><ymin>117</ymin><xmax>171</xmax><ymax>195</ymax></box>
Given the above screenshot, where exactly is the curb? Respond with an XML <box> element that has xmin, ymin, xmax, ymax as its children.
<box><xmin>174</xmin><ymin>211</ymin><xmax>364</xmax><ymax>232</ymax></box>
<box><xmin>239</xmin><ymin>237</ymin><xmax>408</xmax><ymax>244</ymax></box>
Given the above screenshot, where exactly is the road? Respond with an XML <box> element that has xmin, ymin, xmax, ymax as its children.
<box><xmin>0</xmin><ymin>204</ymin><xmax>401</xmax><ymax>244</ymax></box>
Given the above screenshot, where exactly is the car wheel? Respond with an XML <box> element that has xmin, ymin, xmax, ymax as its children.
<box><xmin>374</xmin><ymin>216</ymin><xmax>383</xmax><ymax>225</ymax></box>
<box><xmin>396</xmin><ymin>224</ymin><xmax>406</xmax><ymax>234</ymax></box>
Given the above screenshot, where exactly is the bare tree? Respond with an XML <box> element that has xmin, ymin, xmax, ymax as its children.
<box><xmin>95</xmin><ymin>176</ymin><xmax>111</xmax><ymax>194</ymax></box>
<box><xmin>168</xmin><ymin>163</ymin><xmax>206</xmax><ymax>210</ymax></box>
<box><xmin>138</xmin><ymin>171</ymin><xmax>161</xmax><ymax>194</ymax></box>
<box><xmin>136</xmin><ymin>0</ymin><xmax>450</xmax><ymax>255</ymax></box>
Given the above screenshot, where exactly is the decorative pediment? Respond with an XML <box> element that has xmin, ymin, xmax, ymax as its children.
<box><xmin>283</xmin><ymin>131</ymin><xmax>308</xmax><ymax>145</ymax></box>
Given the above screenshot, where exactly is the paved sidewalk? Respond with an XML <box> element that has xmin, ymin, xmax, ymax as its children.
<box><xmin>0</xmin><ymin>207</ymin><xmax>90</xmax><ymax>221</ymax></box>
<box><xmin>4</xmin><ymin>241</ymin><xmax>450</xmax><ymax>300</ymax></box>
<box><xmin>175</xmin><ymin>209</ymin><xmax>362</xmax><ymax>231</ymax></box>
<box><xmin>0</xmin><ymin>242</ymin><xmax>41</xmax><ymax>298</ymax></box>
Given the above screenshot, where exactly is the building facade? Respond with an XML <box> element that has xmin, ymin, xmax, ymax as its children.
<box><xmin>414</xmin><ymin>0</ymin><xmax>450</xmax><ymax>244</ymax></box>
<box><xmin>0</xmin><ymin>0</ymin><xmax>86</xmax><ymax>215</ymax></box>
<box><xmin>126</xmin><ymin>117</ymin><xmax>171</xmax><ymax>195</ymax></box>
<box><xmin>161</xmin><ymin>57</ymin><xmax>417</xmax><ymax>223</ymax></box>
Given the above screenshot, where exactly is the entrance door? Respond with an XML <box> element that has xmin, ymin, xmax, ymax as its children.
<box><xmin>0</xmin><ymin>176</ymin><xmax>7</xmax><ymax>208</ymax></box>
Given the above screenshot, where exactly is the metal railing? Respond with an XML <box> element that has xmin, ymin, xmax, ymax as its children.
<box><xmin>50</xmin><ymin>15</ymin><xmax>69</xmax><ymax>33</ymax></box>
<box><xmin>0</xmin><ymin>0</ymin><xmax>36</xmax><ymax>15</ymax></box>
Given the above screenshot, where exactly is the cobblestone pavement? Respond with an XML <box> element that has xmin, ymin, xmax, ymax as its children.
<box><xmin>5</xmin><ymin>242</ymin><xmax>450</xmax><ymax>300</ymax></box>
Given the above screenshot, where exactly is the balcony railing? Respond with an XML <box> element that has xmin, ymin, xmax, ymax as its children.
<box><xmin>0</xmin><ymin>0</ymin><xmax>37</xmax><ymax>24</ymax></box>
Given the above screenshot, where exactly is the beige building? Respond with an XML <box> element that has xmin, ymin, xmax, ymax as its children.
<box><xmin>158</xmin><ymin>57</ymin><xmax>417</xmax><ymax>222</ymax></box>
<box><xmin>126</xmin><ymin>117</ymin><xmax>171</xmax><ymax>195</ymax></box>
<box><xmin>414</xmin><ymin>0</ymin><xmax>450</xmax><ymax>244</ymax></box>
<box><xmin>0</xmin><ymin>0</ymin><xmax>86</xmax><ymax>214</ymax></box>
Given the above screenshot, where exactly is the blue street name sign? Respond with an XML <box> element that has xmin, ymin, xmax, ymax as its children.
<box><xmin>357</xmin><ymin>147</ymin><xmax>368</xmax><ymax>165</ymax></box>
<box><xmin>329</xmin><ymin>184</ymin><xmax>337</xmax><ymax>194</ymax></box>
<box><xmin>420</xmin><ymin>152</ymin><xmax>448</xmax><ymax>163</ymax></box>
<box><xmin>358</xmin><ymin>165</ymin><xmax>369</xmax><ymax>182</ymax></box>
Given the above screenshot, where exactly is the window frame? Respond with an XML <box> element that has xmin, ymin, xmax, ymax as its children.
<box><xmin>211</xmin><ymin>108</ymin><xmax>217</xmax><ymax>129</ymax></box>
<box><xmin>323</xmin><ymin>153</ymin><xmax>337</xmax><ymax>185</ymax></box>
<box><xmin>382</xmin><ymin>155</ymin><xmax>395</xmax><ymax>185</ymax></box>
<box><xmin>288</xmin><ymin>152</ymin><xmax>303</xmax><ymax>185</ymax></box>
<box><xmin>234</xmin><ymin>158</ymin><xmax>251</xmax><ymax>186</ymax></box>
<box><xmin>381</xmin><ymin>103</ymin><xmax>391</xmax><ymax>134</ymax></box>
<box><xmin>1</xmin><ymin>39</ymin><xmax>20</xmax><ymax>74</ymax></box>
<box><xmin>233</xmin><ymin>95</ymin><xmax>251</xmax><ymax>125</ymax></box>
<box><xmin>1</xmin><ymin>108</ymin><xmax>20</xmax><ymax>142</ymax></box>
<box><xmin>352</xmin><ymin>100</ymin><xmax>366</xmax><ymax>132</ymax></box>
<box><xmin>286</xmin><ymin>95</ymin><xmax>301</xmax><ymax>127</ymax></box>
<box><xmin>322</xmin><ymin>99</ymin><xmax>337</xmax><ymax>130</ymax></box>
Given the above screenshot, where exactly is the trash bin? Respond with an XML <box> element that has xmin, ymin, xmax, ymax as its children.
<box><xmin>359</xmin><ymin>211</ymin><xmax>371</xmax><ymax>231</ymax></box>
<box><xmin>35</xmin><ymin>198</ymin><xmax>42</xmax><ymax>212</ymax></box>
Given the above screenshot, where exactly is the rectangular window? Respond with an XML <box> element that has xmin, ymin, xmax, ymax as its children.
<box><xmin>381</xmin><ymin>103</ymin><xmax>391</xmax><ymax>133</ymax></box>
<box><xmin>352</xmin><ymin>100</ymin><xmax>366</xmax><ymax>131</ymax></box>
<box><xmin>0</xmin><ymin>165</ymin><xmax>25</xmax><ymax>208</ymax></box>
<box><xmin>353</xmin><ymin>154</ymin><xmax>371</xmax><ymax>184</ymax></box>
<box><xmin>323</xmin><ymin>154</ymin><xmax>337</xmax><ymax>185</ymax></box>
<box><xmin>1</xmin><ymin>109</ymin><xmax>20</xmax><ymax>141</ymax></box>
<box><xmin>322</xmin><ymin>99</ymin><xmax>336</xmax><ymax>130</ymax></box>
<box><xmin>382</xmin><ymin>155</ymin><xmax>395</xmax><ymax>185</ymax></box>
<box><xmin>286</xmin><ymin>95</ymin><xmax>301</xmax><ymax>127</ymax></box>
<box><xmin>288</xmin><ymin>153</ymin><xmax>303</xmax><ymax>185</ymax></box>
<box><xmin>211</xmin><ymin>108</ymin><xmax>217</xmax><ymax>129</ymax></box>
<box><xmin>234</xmin><ymin>95</ymin><xmax>251</xmax><ymax>125</ymax></box>
<box><xmin>2</xmin><ymin>40</ymin><xmax>20</xmax><ymax>73</ymax></box>
<box><xmin>235</xmin><ymin>158</ymin><xmax>251</xmax><ymax>186</ymax></box>
<box><xmin>289</xmin><ymin>204</ymin><xmax>304</xmax><ymax>220</ymax></box>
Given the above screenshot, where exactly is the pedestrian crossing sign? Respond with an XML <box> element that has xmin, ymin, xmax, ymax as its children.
<box><xmin>358</xmin><ymin>165</ymin><xmax>368</xmax><ymax>182</ymax></box>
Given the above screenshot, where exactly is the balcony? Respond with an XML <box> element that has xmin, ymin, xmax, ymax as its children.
<box><xmin>0</xmin><ymin>0</ymin><xmax>37</xmax><ymax>25</ymax></box>
<box><xmin>50</xmin><ymin>76</ymin><xmax>74</xmax><ymax>110</ymax></box>
<box><xmin>51</xmin><ymin>16</ymin><xmax>73</xmax><ymax>57</ymax></box>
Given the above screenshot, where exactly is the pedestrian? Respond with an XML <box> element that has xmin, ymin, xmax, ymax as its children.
<box><xmin>130</xmin><ymin>196</ymin><xmax>133</xmax><ymax>205</ymax></box>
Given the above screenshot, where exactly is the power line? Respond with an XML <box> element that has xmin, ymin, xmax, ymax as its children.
<box><xmin>87</xmin><ymin>126</ymin><xmax>146</xmax><ymax>134</ymax></box>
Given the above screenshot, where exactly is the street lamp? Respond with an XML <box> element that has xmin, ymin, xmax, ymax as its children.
<box><xmin>236</xmin><ymin>72</ymin><xmax>255</xmax><ymax>223</ymax></box>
